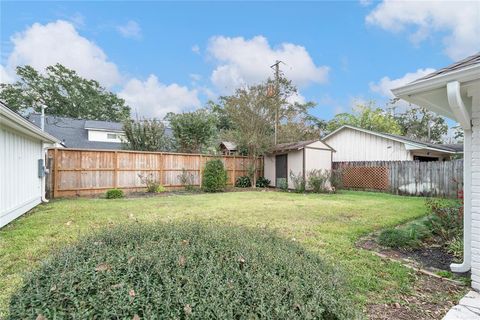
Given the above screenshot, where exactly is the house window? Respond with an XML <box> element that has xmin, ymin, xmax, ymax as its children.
<box><xmin>107</xmin><ymin>133</ymin><xmax>117</xmax><ymax>140</ymax></box>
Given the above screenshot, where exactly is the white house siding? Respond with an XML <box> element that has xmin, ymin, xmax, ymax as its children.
<box><xmin>0</xmin><ymin>125</ymin><xmax>43</xmax><ymax>228</ymax></box>
<box><xmin>87</xmin><ymin>129</ymin><xmax>125</xmax><ymax>143</ymax></box>
<box><xmin>325</xmin><ymin>127</ymin><xmax>411</xmax><ymax>162</ymax></box>
<box><xmin>469</xmin><ymin>88</ymin><xmax>480</xmax><ymax>291</ymax></box>
<box><xmin>287</xmin><ymin>150</ymin><xmax>303</xmax><ymax>189</ymax></box>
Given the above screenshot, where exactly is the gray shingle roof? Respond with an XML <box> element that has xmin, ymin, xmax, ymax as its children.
<box><xmin>412</xmin><ymin>52</ymin><xmax>480</xmax><ymax>83</ymax></box>
<box><xmin>84</xmin><ymin>119</ymin><xmax>124</xmax><ymax>131</ymax></box>
<box><xmin>27</xmin><ymin>114</ymin><xmax>124</xmax><ymax>150</ymax></box>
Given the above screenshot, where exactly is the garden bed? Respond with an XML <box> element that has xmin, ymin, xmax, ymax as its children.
<box><xmin>358</xmin><ymin>235</ymin><xmax>468</xmax><ymax>280</ymax></box>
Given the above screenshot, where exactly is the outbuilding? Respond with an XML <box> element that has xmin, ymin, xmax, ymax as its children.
<box><xmin>263</xmin><ymin>140</ymin><xmax>334</xmax><ymax>189</ymax></box>
<box><xmin>1</xmin><ymin>102</ymin><xmax>60</xmax><ymax>228</ymax></box>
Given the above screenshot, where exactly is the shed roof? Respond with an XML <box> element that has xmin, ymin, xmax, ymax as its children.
<box><xmin>269</xmin><ymin>139</ymin><xmax>333</xmax><ymax>154</ymax></box>
<box><xmin>220</xmin><ymin>141</ymin><xmax>237</xmax><ymax>151</ymax></box>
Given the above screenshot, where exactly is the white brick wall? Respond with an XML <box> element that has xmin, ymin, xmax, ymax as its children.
<box><xmin>470</xmin><ymin>89</ymin><xmax>480</xmax><ymax>291</ymax></box>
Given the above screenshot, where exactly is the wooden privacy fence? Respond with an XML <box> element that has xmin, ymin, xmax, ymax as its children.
<box><xmin>333</xmin><ymin>160</ymin><xmax>463</xmax><ymax>198</ymax></box>
<box><xmin>47</xmin><ymin>148</ymin><xmax>263</xmax><ymax>198</ymax></box>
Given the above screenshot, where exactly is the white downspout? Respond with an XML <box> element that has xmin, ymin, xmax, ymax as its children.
<box><xmin>447</xmin><ymin>81</ymin><xmax>471</xmax><ymax>273</ymax></box>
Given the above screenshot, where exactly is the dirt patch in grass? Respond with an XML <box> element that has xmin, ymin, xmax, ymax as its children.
<box><xmin>366</xmin><ymin>271</ymin><xmax>465</xmax><ymax>319</ymax></box>
<box><xmin>358</xmin><ymin>234</ymin><xmax>468</xmax><ymax>279</ymax></box>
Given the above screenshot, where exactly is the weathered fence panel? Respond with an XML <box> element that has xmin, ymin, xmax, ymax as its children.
<box><xmin>333</xmin><ymin>160</ymin><xmax>463</xmax><ymax>198</ymax></box>
<box><xmin>47</xmin><ymin>148</ymin><xmax>263</xmax><ymax>198</ymax></box>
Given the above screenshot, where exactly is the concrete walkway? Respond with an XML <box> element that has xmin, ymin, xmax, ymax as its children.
<box><xmin>443</xmin><ymin>291</ymin><xmax>480</xmax><ymax>319</ymax></box>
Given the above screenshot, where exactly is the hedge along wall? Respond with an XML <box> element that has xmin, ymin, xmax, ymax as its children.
<box><xmin>47</xmin><ymin>148</ymin><xmax>263</xmax><ymax>197</ymax></box>
<box><xmin>333</xmin><ymin>160</ymin><xmax>463</xmax><ymax>198</ymax></box>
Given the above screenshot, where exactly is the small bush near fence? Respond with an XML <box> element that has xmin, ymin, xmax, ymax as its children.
<box><xmin>105</xmin><ymin>188</ymin><xmax>124</xmax><ymax>199</ymax></box>
<box><xmin>9</xmin><ymin>223</ymin><xmax>357</xmax><ymax>319</ymax></box>
<box><xmin>235</xmin><ymin>176</ymin><xmax>251</xmax><ymax>188</ymax></box>
<box><xmin>138</xmin><ymin>173</ymin><xmax>165</xmax><ymax>193</ymax></box>
<box><xmin>178</xmin><ymin>169</ymin><xmax>195</xmax><ymax>191</ymax></box>
<box><xmin>202</xmin><ymin>159</ymin><xmax>227</xmax><ymax>192</ymax></box>
<box><xmin>255</xmin><ymin>176</ymin><xmax>270</xmax><ymax>188</ymax></box>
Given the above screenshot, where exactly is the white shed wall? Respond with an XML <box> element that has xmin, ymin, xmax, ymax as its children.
<box><xmin>264</xmin><ymin>155</ymin><xmax>276</xmax><ymax>187</ymax></box>
<box><xmin>287</xmin><ymin>150</ymin><xmax>303</xmax><ymax>189</ymax></box>
<box><xmin>0</xmin><ymin>125</ymin><xmax>43</xmax><ymax>228</ymax></box>
<box><xmin>325</xmin><ymin>127</ymin><xmax>411</xmax><ymax>162</ymax></box>
<box><xmin>305</xmin><ymin>148</ymin><xmax>332</xmax><ymax>173</ymax></box>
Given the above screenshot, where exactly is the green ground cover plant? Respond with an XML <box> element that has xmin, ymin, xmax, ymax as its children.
<box><xmin>9</xmin><ymin>223</ymin><xmax>357</xmax><ymax>319</ymax></box>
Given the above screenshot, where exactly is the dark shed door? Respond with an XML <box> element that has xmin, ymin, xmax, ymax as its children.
<box><xmin>275</xmin><ymin>154</ymin><xmax>288</xmax><ymax>187</ymax></box>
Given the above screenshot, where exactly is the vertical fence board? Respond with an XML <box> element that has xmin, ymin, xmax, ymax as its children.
<box><xmin>48</xmin><ymin>148</ymin><xmax>262</xmax><ymax>197</ymax></box>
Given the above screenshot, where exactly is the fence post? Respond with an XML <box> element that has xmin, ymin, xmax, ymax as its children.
<box><xmin>53</xmin><ymin>148</ymin><xmax>58</xmax><ymax>198</ymax></box>
<box><xmin>113</xmin><ymin>151</ymin><xmax>118</xmax><ymax>188</ymax></box>
<box><xmin>199</xmin><ymin>155</ymin><xmax>203</xmax><ymax>187</ymax></box>
<box><xmin>160</xmin><ymin>152</ymin><xmax>164</xmax><ymax>186</ymax></box>
<box><xmin>232</xmin><ymin>156</ymin><xmax>236</xmax><ymax>186</ymax></box>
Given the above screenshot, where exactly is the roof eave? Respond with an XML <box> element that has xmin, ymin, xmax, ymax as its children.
<box><xmin>0</xmin><ymin>104</ymin><xmax>60</xmax><ymax>143</ymax></box>
<box><xmin>392</xmin><ymin>64</ymin><xmax>480</xmax><ymax>98</ymax></box>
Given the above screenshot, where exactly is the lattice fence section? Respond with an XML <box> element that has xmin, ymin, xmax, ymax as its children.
<box><xmin>333</xmin><ymin>160</ymin><xmax>463</xmax><ymax>198</ymax></box>
<box><xmin>342</xmin><ymin>166</ymin><xmax>389</xmax><ymax>190</ymax></box>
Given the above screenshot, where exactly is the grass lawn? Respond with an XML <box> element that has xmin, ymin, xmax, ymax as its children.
<box><xmin>0</xmin><ymin>190</ymin><xmax>464</xmax><ymax>317</ymax></box>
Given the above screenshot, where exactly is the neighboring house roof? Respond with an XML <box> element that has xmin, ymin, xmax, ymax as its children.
<box><xmin>27</xmin><ymin>114</ymin><xmax>123</xmax><ymax>150</ymax></box>
<box><xmin>84</xmin><ymin>119</ymin><xmax>124</xmax><ymax>132</ymax></box>
<box><xmin>323</xmin><ymin>125</ymin><xmax>462</xmax><ymax>154</ymax></box>
<box><xmin>269</xmin><ymin>139</ymin><xmax>334</xmax><ymax>154</ymax></box>
<box><xmin>0</xmin><ymin>102</ymin><xmax>59</xmax><ymax>143</ymax></box>
<box><xmin>220</xmin><ymin>141</ymin><xmax>237</xmax><ymax>151</ymax></box>
<box><xmin>413</xmin><ymin>53</ymin><xmax>480</xmax><ymax>83</ymax></box>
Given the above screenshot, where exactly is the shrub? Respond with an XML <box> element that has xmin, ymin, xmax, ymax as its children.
<box><xmin>307</xmin><ymin>169</ymin><xmax>331</xmax><ymax>193</ymax></box>
<box><xmin>378</xmin><ymin>228</ymin><xmax>418</xmax><ymax>248</ymax></box>
<box><xmin>9</xmin><ymin>223</ymin><xmax>357</xmax><ymax>319</ymax></box>
<box><xmin>105</xmin><ymin>188</ymin><xmax>124</xmax><ymax>199</ymax></box>
<box><xmin>447</xmin><ymin>236</ymin><xmax>463</xmax><ymax>259</ymax></box>
<box><xmin>424</xmin><ymin>198</ymin><xmax>463</xmax><ymax>241</ymax></box>
<box><xmin>330</xmin><ymin>169</ymin><xmax>343</xmax><ymax>191</ymax></box>
<box><xmin>138</xmin><ymin>173</ymin><xmax>164</xmax><ymax>193</ymax></box>
<box><xmin>235</xmin><ymin>176</ymin><xmax>251</xmax><ymax>188</ymax></box>
<box><xmin>255</xmin><ymin>176</ymin><xmax>270</xmax><ymax>188</ymax></box>
<box><xmin>202</xmin><ymin>159</ymin><xmax>227</xmax><ymax>192</ymax></box>
<box><xmin>178</xmin><ymin>169</ymin><xmax>195</xmax><ymax>191</ymax></box>
<box><xmin>277</xmin><ymin>178</ymin><xmax>288</xmax><ymax>191</ymax></box>
<box><xmin>289</xmin><ymin>171</ymin><xmax>306</xmax><ymax>193</ymax></box>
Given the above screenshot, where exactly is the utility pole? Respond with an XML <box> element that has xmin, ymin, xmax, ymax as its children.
<box><xmin>270</xmin><ymin>60</ymin><xmax>283</xmax><ymax>145</ymax></box>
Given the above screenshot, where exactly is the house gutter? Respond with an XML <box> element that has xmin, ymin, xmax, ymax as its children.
<box><xmin>447</xmin><ymin>81</ymin><xmax>472</xmax><ymax>273</ymax></box>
